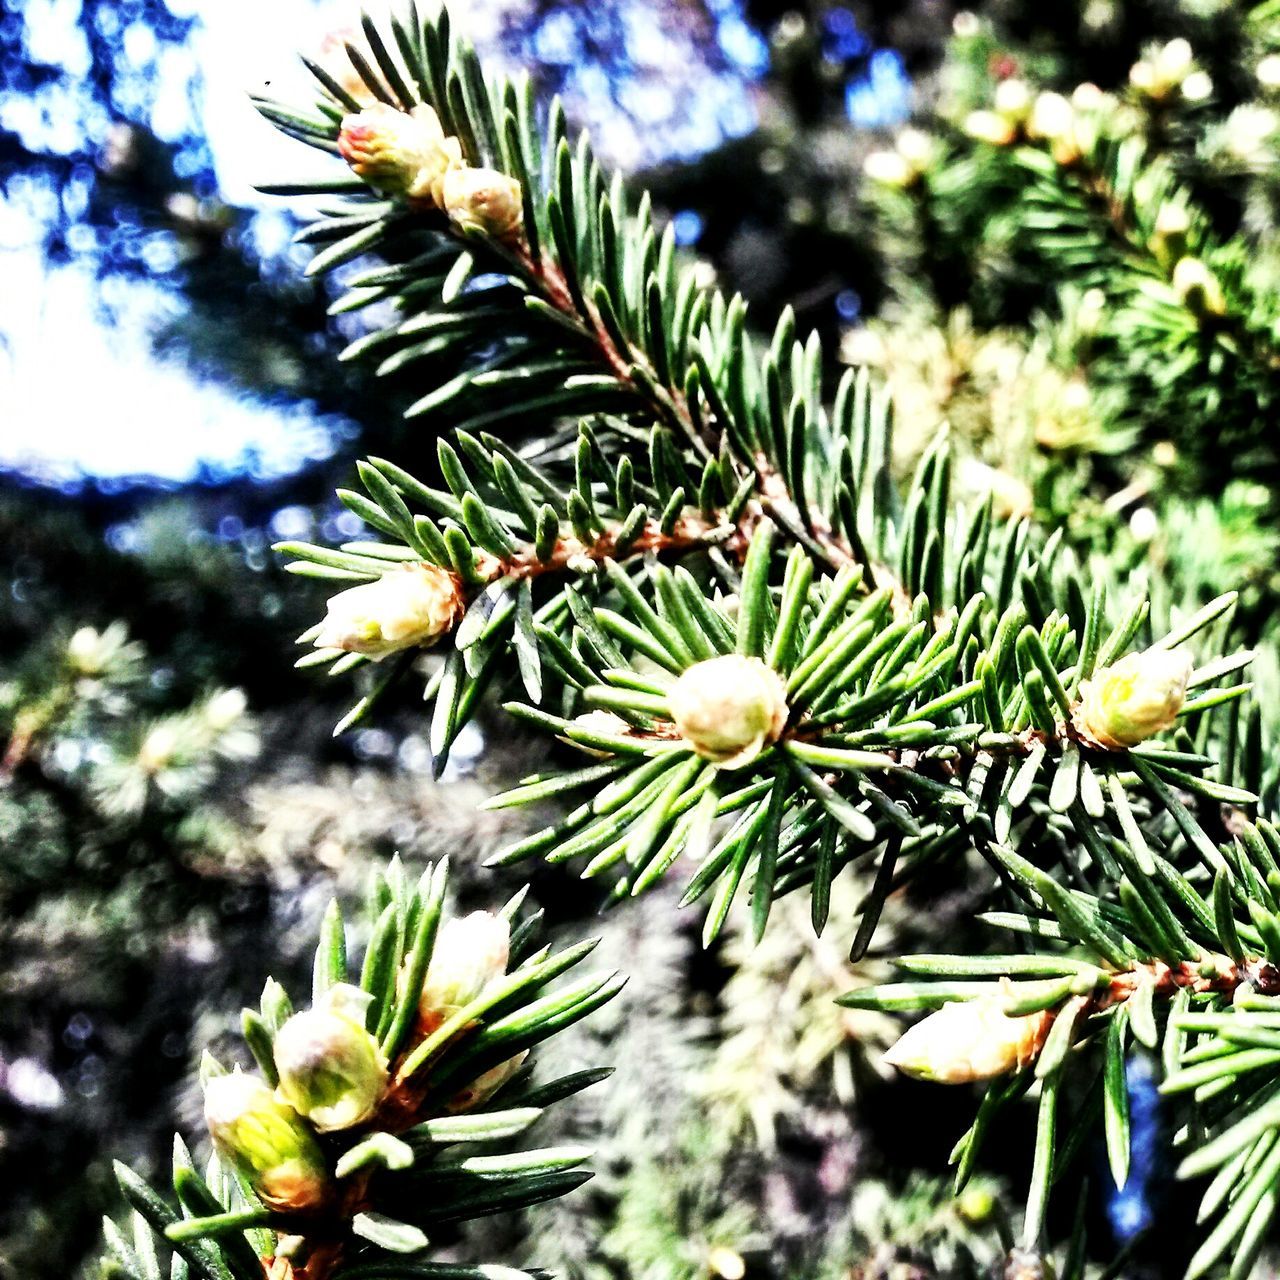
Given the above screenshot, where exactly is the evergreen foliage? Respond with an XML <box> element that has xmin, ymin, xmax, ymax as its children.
<box><xmin>102</xmin><ymin>857</ymin><xmax>619</xmax><ymax>1280</ymax></box>
<box><xmin>86</xmin><ymin>2</ymin><xmax>1280</xmax><ymax>1277</ymax></box>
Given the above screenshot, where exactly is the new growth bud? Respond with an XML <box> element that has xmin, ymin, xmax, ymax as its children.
<box><xmin>1172</xmin><ymin>256</ymin><xmax>1227</xmax><ymax>318</ymax></box>
<box><xmin>1130</xmin><ymin>38</ymin><xmax>1202</xmax><ymax>102</ymax></box>
<box><xmin>863</xmin><ymin>149</ymin><xmax>916</xmax><ymax>188</ymax></box>
<box><xmin>993</xmin><ymin>79</ymin><xmax>1032</xmax><ymax>120</ymax></box>
<box><xmin>314</xmin><ymin>563</ymin><xmax>462</xmax><ymax>659</ymax></box>
<box><xmin>883</xmin><ymin>998</ymin><xmax>1054</xmax><ymax>1083</ymax></box>
<box><xmin>1259</xmin><ymin>54</ymin><xmax>1280</xmax><ymax>90</ymax></box>
<box><xmin>419</xmin><ymin>912</ymin><xmax>511</xmax><ymax>1027</ymax></box>
<box><xmin>964</xmin><ymin>110</ymin><xmax>1018</xmax><ymax>146</ymax></box>
<box><xmin>1151</xmin><ymin>202</ymin><xmax>1191</xmax><ymax>265</ymax></box>
<box><xmin>1073</xmin><ymin>646</ymin><xmax>1194</xmax><ymax>749</ymax></box>
<box><xmin>863</xmin><ymin>129</ymin><xmax>936</xmax><ymax>188</ymax></box>
<box><xmin>668</xmin><ymin>655</ymin><xmax>789</xmax><ymax>769</ymax></box>
<box><xmin>204</xmin><ymin>1072</ymin><xmax>329</xmax><ymax>1212</ymax></box>
<box><xmin>442</xmin><ymin>167</ymin><xmax>524</xmax><ymax>240</ymax></box>
<box><xmin>273</xmin><ymin>985</ymin><xmax>389</xmax><ymax>1132</ymax></box>
<box><xmin>338</xmin><ymin>103</ymin><xmax>463</xmax><ymax>204</ymax></box>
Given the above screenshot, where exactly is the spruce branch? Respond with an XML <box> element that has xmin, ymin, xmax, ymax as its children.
<box><xmin>101</xmin><ymin>856</ymin><xmax>620</xmax><ymax>1280</ymax></box>
<box><xmin>158</xmin><ymin>7</ymin><xmax>1280</xmax><ymax>1277</ymax></box>
<box><xmin>845</xmin><ymin>808</ymin><xmax>1280</xmax><ymax>1275</ymax></box>
<box><xmin>253</xmin><ymin>5</ymin><xmax>1258</xmax><ymax>959</ymax></box>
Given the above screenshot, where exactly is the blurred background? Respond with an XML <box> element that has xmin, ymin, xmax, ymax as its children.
<box><xmin>4</xmin><ymin>0</ymin><xmax>1274</xmax><ymax>1277</ymax></box>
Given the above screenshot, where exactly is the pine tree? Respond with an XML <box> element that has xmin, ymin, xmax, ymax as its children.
<box><xmin>100</xmin><ymin>4</ymin><xmax>1280</xmax><ymax>1277</ymax></box>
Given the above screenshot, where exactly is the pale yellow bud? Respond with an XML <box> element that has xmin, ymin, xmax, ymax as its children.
<box><xmin>1172</xmin><ymin>256</ymin><xmax>1227</xmax><ymax>317</ymax></box>
<box><xmin>1225</xmin><ymin>105</ymin><xmax>1279</xmax><ymax>162</ymax></box>
<box><xmin>138</xmin><ymin>724</ymin><xmax>178</xmax><ymax>774</ymax></box>
<box><xmin>957</xmin><ymin>1186</ymin><xmax>997</xmax><ymax>1224</ymax></box>
<box><xmin>419</xmin><ymin>912</ymin><xmax>511</xmax><ymax>1025</ymax></box>
<box><xmin>314</xmin><ymin>563</ymin><xmax>462</xmax><ymax>660</ymax></box>
<box><xmin>442</xmin><ymin>167</ymin><xmax>524</xmax><ymax>240</ymax></box>
<box><xmin>273</xmin><ymin>985</ymin><xmax>388</xmax><ymax>1132</ymax></box>
<box><xmin>1182</xmin><ymin>70</ymin><xmax>1213</xmax><ymax>102</ymax></box>
<box><xmin>839</xmin><ymin>327</ymin><xmax>890</xmax><ymax>368</ymax></box>
<box><xmin>1060</xmin><ymin>376</ymin><xmax>1091</xmax><ymax>414</ymax></box>
<box><xmin>895</xmin><ymin>128</ymin><xmax>935</xmax><ymax>169</ymax></box>
<box><xmin>668</xmin><ymin>655</ymin><xmax>789</xmax><ymax>769</ymax></box>
<box><xmin>1129</xmin><ymin>506</ymin><xmax>1159</xmax><ymax>543</ymax></box>
<box><xmin>1129</xmin><ymin>59</ymin><xmax>1157</xmax><ymax>95</ymax></box>
<box><xmin>1029</xmin><ymin>92</ymin><xmax>1073</xmax><ymax>141</ymax></box>
<box><xmin>1072</xmin><ymin>82</ymin><xmax>1105</xmax><ymax>111</ymax></box>
<box><xmin>1152</xmin><ymin>202</ymin><xmax>1190</xmax><ymax>263</ymax></box>
<box><xmin>337</xmin><ymin>103</ymin><xmax>463</xmax><ymax>204</ymax></box>
<box><xmin>863</xmin><ymin>149</ymin><xmax>915</xmax><ymax>187</ymax></box>
<box><xmin>840</xmin><ymin>326</ymin><xmax>888</xmax><ymax>367</ymax></box>
<box><xmin>883</xmin><ymin>998</ymin><xmax>1054</xmax><ymax>1083</ymax></box>
<box><xmin>1073</xmin><ymin>647</ymin><xmax>1194</xmax><ymax>749</ymax></box>
<box><xmin>707</xmin><ymin>1246</ymin><xmax>747</xmax><ymax>1279</ymax></box>
<box><xmin>964</xmin><ymin>110</ymin><xmax>1017</xmax><ymax>146</ymax></box>
<box><xmin>67</xmin><ymin>626</ymin><xmax>105</xmax><ymax>674</ymax></box>
<box><xmin>1258</xmin><ymin>54</ymin><xmax>1280</xmax><ymax>90</ymax></box>
<box><xmin>203</xmin><ymin>1072</ymin><xmax>329</xmax><ymax>1212</ymax></box>
<box><xmin>994</xmin><ymin>79</ymin><xmax>1032</xmax><ymax>121</ymax></box>
<box><xmin>205</xmin><ymin>688</ymin><xmax>248</xmax><ymax>730</ymax></box>
<box><xmin>1158</xmin><ymin>38</ymin><xmax>1194</xmax><ymax>81</ymax></box>
<box><xmin>446</xmin><ymin>1049</ymin><xmax>528</xmax><ymax>1112</ymax></box>
<box><xmin>1077</xmin><ymin>287</ymin><xmax>1106</xmax><ymax>334</ymax></box>
<box><xmin>1131</xmin><ymin>39</ymin><xmax>1200</xmax><ymax>101</ymax></box>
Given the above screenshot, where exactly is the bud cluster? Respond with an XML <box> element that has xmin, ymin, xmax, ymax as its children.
<box><xmin>1129</xmin><ymin>38</ymin><xmax>1212</xmax><ymax>105</ymax></box>
<box><xmin>863</xmin><ymin>128</ymin><xmax>937</xmax><ymax>189</ymax></box>
<box><xmin>964</xmin><ymin>81</ymin><xmax>1113</xmax><ymax>165</ymax></box>
<box><xmin>964</xmin><ymin>78</ymin><xmax>1031</xmax><ymax>148</ymax></box>
<box><xmin>335</xmin><ymin>89</ymin><xmax>524</xmax><ymax>240</ymax></box>
<box><xmin>202</xmin><ymin>907</ymin><xmax>524</xmax><ymax>1225</ymax></box>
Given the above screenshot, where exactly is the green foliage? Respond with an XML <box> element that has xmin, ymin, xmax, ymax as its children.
<box><xmin>103</xmin><ymin>856</ymin><xmax>619</xmax><ymax>1280</ymax></box>
<box><xmin>78</xmin><ymin>3</ymin><xmax>1280</xmax><ymax>1277</ymax></box>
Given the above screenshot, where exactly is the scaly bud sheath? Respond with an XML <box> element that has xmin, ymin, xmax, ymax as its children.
<box><xmin>203</xmin><ymin>1072</ymin><xmax>330</xmax><ymax>1212</ymax></box>
<box><xmin>419</xmin><ymin>912</ymin><xmax>511</xmax><ymax>1030</ymax></box>
<box><xmin>883</xmin><ymin>998</ymin><xmax>1054</xmax><ymax>1083</ymax></box>
<box><xmin>560</xmin><ymin>710</ymin><xmax>632</xmax><ymax>757</ymax></box>
<box><xmin>668</xmin><ymin>655</ymin><xmax>789</xmax><ymax>769</ymax></box>
<box><xmin>337</xmin><ymin>103</ymin><xmax>463</xmax><ymax>204</ymax></box>
<box><xmin>442</xmin><ymin>167</ymin><xmax>524</xmax><ymax>240</ymax></box>
<box><xmin>274</xmin><ymin>985</ymin><xmax>389</xmax><ymax>1132</ymax></box>
<box><xmin>1073</xmin><ymin>646</ymin><xmax>1194</xmax><ymax>749</ymax></box>
<box><xmin>314</xmin><ymin>563</ymin><xmax>463</xmax><ymax>659</ymax></box>
<box><xmin>446</xmin><ymin>1050</ymin><xmax>528</xmax><ymax>1113</ymax></box>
